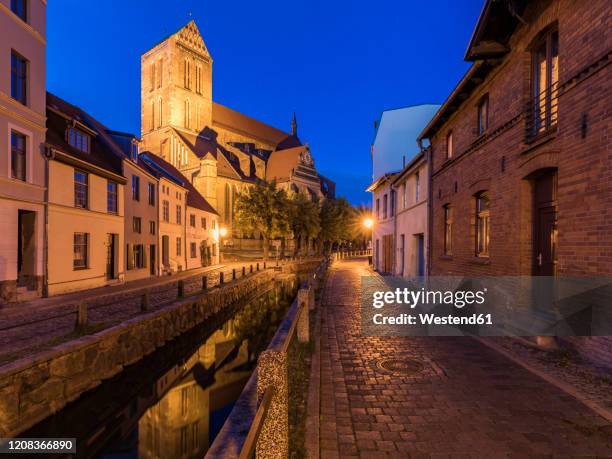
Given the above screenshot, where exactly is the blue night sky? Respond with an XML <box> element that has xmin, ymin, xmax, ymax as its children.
<box><xmin>47</xmin><ymin>0</ymin><xmax>483</xmax><ymax>206</ymax></box>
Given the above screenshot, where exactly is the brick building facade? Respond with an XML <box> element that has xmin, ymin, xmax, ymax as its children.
<box><xmin>419</xmin><ymin>0</ymin><xmax>610</xmax><ymax>366</ymax></box>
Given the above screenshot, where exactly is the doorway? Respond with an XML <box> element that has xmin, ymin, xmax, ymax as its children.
<box><xmin>532</xmin><ymin>170</ymin><xmax>557</xmax><ymax>276</ymax></box>
<box><xmin>149</xmin><ymin>244</ymin><xmax>156</xmax><ymax>275</ymax></box>
<box><xmin>416</xmin><ymin>234</ymin><xmax>425</xmax><ymax>277</ymax></box>
<box><xmin>162</xmin><ymin>235</ymin><xmax>170</xmax><ymax>268</ymax></box>
<box><xmin>106</xmin><ymin>234</ymin><xmax>119</xmax><ymax>280</ymax></box>
<box><xmin>17</xmin><ymin>210</ymin><xmax>36</xmax><ymax>288</ymax></box>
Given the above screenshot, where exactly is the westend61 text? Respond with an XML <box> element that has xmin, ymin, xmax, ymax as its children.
<box><xmin>372</xmin><ymin>313</ymin><xmax>493</xmax><ymax>326</ymax></box>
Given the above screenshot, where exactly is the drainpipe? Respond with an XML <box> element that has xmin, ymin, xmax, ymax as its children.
<box><xmin>424</xmin><ymin>142</ymin><xmax>433</xmax><ymax>279</ymax></box>
<box><xmin>42</xmin><ymin>145</ymin><xmax>53</xmax><ymax>297</ymax></box>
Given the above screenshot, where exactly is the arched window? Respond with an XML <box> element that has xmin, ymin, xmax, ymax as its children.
<box><xmin>150</xmin><ymin>99</ymin><xmax>155</xmax><ymax>131</ymax></box>
<box><xmin>157</xmin><ymin>98</ymin><xmax>162</xmax><ymax>128</ymax></box>
<box><xmin>184</xmin><ymin>99</ymin><xmax>191</xmax><ymax>129</ymax></box>
<box><xmin>446</xmin><ymin>131</ymin><xmax>453</xmax><ymax>159</ymax></box>
<box><xmin>443</xmin><ymin>204</ymin><xmax>452</xmax><ymax>255</ymax></box>
<box><xmin>475</xmin><ymin>192</ymin><xmax>490</xmax><ymax>256</ymax></box>
<box><xmin>184</xmin><ymin>59</ymin><xmax>191</xmax><ymax>89</ymax></box>
<box><xmin>224</xmin><ymin>183</ymin><xmax>231</xmax><ymax>223</ymax></box>
<box><xmin>157</xmin><ymin>59</ymin><xmax>163</xmax><ymax>88</ymax></box>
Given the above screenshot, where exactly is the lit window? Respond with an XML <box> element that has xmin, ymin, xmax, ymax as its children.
<box><xmin>446</xmin><ymin>131</ymin><xmax>453</xmax><ymax>159</ymax></box>
<box><xmin>73</xmin><ymin>233</ymin><xmax>88</xmax><ymax>269</ymax></box>
<box><xmin>11</xmin><ymin>131</ymin><xmax>26</xmax><ymax>181</ymax></box>
<box><xmin>475</xmin><ymin>192</ymin><xmax>490</xmax><ymax>257</ymax></box>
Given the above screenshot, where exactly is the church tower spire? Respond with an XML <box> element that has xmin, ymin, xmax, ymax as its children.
<box><xmin>291</xmin><ymin>112</ymin><xmax>298</xmax><ymax>136</ymax></box>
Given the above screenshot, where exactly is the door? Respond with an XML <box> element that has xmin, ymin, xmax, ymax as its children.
<box><xmin>17</xmin><ymin>210</ymin><xmax>36</xmax><ymax>287</ymax></box>
<box><xmin>106</xmin><ymin>234</ymin><xmax>118</xmax><ymax>280</ymax></box>
<box><xmin>398</xmin><ymin>234</ymin><xmax>405</xmax><ymax>276</ymax></box>
<box><xmin>533</xmin><ymin>171</ymin><xmax>557</xmax><ymax>276</ymax></box>
<box><xmin>162</xmin><ymin>235</ymin><xmax>169</xmax><ymax>268</ymax></box>
<box><xmin>149</xmin><ymin>244</ymin><xmax>156</xmax><ymax>275</ymax></box>
<box><xmin>416</xmin><ymin>234</ymin><xmax>425</xmax><ymax>277</ymax></box>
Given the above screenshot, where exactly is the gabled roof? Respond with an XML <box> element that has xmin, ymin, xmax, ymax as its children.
<box><xmin>365</xmin><ymin>172</ymin><xmax>399</xmax><ymax>192</ymax></box>
<box><xmin>275</xmin><ymin>133</ymin><xmax>302</xmax><ymax>151</ymax></box>
<box><xmin>212</xmin><ymin>102</ymin><xmax>289</xmax><ymax>146</ymax></box>
<box><xmin>465</xmin><ymin>0</ymin><xmax>527</xmax><ymax>61</ymax></box>
<box><xmin>266</xmin><ymin>145</ymin><xmax>317</xmax><ymax>183</ymax></box>
<box><xmin>46</xmin><ymin>92</ymin><xmax>124</xmax><ymax>180</ymax></box>
<box><xmin>139</xmin><ymin>152</ymin><xmax>218</xmax><ymax>215</ymax></box>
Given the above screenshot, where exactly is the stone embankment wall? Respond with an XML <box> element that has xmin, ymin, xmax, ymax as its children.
<box><xmin>0</xmin><ymin>261</ymin><xmax>318</xmax><ymax>437</ymax></box>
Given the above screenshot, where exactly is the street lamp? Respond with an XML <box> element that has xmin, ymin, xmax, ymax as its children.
<box><xmin>363</xmin><ymin>217</ymin><xmax>374</xmax><ymax>230</ymax></box>
<box><xmin>219</xmin><ymin>227</ymin><xmax>228</xmax><ymax>238</ymax></box>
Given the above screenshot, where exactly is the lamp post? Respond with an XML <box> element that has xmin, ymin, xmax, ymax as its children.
<box><xmin>219</xmin><ymin>227</ymin><xmax>228</xmax><ymax>263</ymax></box>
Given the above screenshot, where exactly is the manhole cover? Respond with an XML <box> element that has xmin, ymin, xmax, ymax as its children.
<box><xmin>375</xmin><ymin>358</ymin><xmax>425</xmax><ymax>376</ymax></box>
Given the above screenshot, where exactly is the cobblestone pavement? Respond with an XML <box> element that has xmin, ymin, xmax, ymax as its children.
<box><xmin>319</xmin><ymin>258</ymin><xmax>612</xmax><ymax>458</ymax></box>
<box><xmin>0</xmin><ymin>260</ymin><xmax>275</xmax><ymax>366</ymax></box>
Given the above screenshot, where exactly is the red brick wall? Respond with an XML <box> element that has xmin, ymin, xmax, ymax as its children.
<box><xmin>428</xmin><ymin>0</ymin><xmax>610</xmax><ymax>277</ymax></box>
<box><xmin>425</xmin><ymin>0</ymin><xmax>611</xmax><ymax>367</ymax></box>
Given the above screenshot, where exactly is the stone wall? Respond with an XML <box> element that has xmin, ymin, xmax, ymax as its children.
<box><xmin>0</xmin><ymin>265</ymin><xmax>313</xmax><ymax>437</ymax></box>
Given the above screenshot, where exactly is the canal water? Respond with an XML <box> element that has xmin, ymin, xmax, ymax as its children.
<box><xmin>22</xmin><ymin>276</ymin><xmax>301</xmax><ymax>459</ymax></box>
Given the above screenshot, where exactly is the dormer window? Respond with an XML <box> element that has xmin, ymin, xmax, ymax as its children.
<box><xmin>67</xmin><ymin>127</ymin><xmax>90</xmax><ymax>153</ymax></box>
<box><xmin>11</xmin><ymin>0</ymin><xmax>27</xmax><ymax>22</ymax></box>
<box><xmin>131</xmin><ymin>141</ymin><xmax>139</xmax><ymax>162</ymax></box>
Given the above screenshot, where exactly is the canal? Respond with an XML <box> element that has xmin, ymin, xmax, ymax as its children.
<box><xmin>21</xmin><ymin>276</ymin><xmax>302</xmax><ymax>459</ymax></box>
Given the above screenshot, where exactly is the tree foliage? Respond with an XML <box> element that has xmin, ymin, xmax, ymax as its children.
<box><xmin>318</xmin><ymin>197</ymin><xmax>356</xmax><ymax>251</ymax></box>
<box><xmin>288</xmin><ymin>192</ymin><xmax>321</xmax><ymax>255</ymax></box>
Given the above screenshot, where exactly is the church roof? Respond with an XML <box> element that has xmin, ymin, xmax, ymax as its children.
<box><xmin>266</xmin><ymin>145</ymin><xmax>318</xmax><ymax>184</ymax></box>
<box><xmin>139</xmin><ymin>152</ymin><xmax>219</xmax><ymax>215</ymax></box>
<box><xmin>212</xmin><ymin>102</ymin><xmax>289</xmax><ymax>146</ymax></box>
<box><xmin>275</xmin><ymin>133</ymin><xmax>302</xmax><ymax>151</ymax></box>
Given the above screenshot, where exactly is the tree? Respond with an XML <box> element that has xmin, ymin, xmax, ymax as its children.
<box><xmin>318</xmin><ymin>197</ymin><xmax>355</xmax><ymax>253</ymax></box>
<box><xmin>234</xmin><ymin>179</ymin><xmax>290</xmax><ymax>260</ymax></box>
<box><xmin>288</xmin><ymin>192</ymin><xmax>321</xmax><ymax>256</ymax></box>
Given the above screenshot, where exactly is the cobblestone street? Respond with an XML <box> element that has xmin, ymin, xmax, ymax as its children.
<box><xmin>318</xmin><ymin>258</ymin><xmax>612</xmax><ymax>458</ymax></box>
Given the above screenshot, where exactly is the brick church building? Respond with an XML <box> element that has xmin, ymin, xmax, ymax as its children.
<box><xmin>139</xmin><ymin>21</ymin><xmax>334</xmax><ymax>244</ymax></box>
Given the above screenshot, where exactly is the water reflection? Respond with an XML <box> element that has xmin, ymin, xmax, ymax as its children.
<box><xmin>23</xmin><ymin>277</ymin><xmax>299</xmax><ymax>459</ymax></box>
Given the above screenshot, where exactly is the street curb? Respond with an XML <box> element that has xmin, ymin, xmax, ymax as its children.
<box><xmin>474</xmin><ymin>336</ymin><xmax>612</xmax><ymax>423</ymax></box>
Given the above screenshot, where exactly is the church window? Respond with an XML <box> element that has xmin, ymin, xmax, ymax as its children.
<box><xmin>184</xmin><ymin>59</ymin><xmax>191</xmax><ymax>89</ymax></box>
<box><xmin>157</xmin><ymin>59</ymin><xmax>163</xmax><ymax>88</ymax></box>
<box><xmin>157</xmin><ymin>98</ymin><xmax>162</xmax><ymax>128</ymax></box>
<box><xmin>224</xmin><ymin>184</ymin><xmax>230</xmax><ymax>223</ymax></box>
<box><xmin>195</xmin><ymin>65</ymin><xmax>202</xmax><ymax>94</ymax></box>
<box><xmin>150</xmin><ymin>100</ymin><xmax>155</xmax><ymax>131</ymax></box>
<box><xmin>184</xmin><ymin>99</ymin><xmax>191</xmax><ymax>129</ymax></box>
<box><xmin>150</xmin><ymin>63</ymin><xmax>155</xmax><ymax>91</ymax></box>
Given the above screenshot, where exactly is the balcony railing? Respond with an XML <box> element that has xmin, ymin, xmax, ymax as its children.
<box><xmin>525</xmin><ymin>82</ymin><xmax>559</xmax><ymax>143</ymax></box>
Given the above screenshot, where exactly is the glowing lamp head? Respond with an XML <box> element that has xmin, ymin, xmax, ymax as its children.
<box><xmin>363</xmin><ymin>218</ymin><xmax>374</xmax><ymax>230</ymax></box>
<box><xmin>219</xmin><ymin>227</ymin><xmax>228</xmax><ymax>238</ymax></box>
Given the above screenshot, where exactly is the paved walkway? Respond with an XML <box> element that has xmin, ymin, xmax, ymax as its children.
<box><xmin>318</xmin><ymin>258</ymin><xmax>612</xmax><ymax>458</ymax></box>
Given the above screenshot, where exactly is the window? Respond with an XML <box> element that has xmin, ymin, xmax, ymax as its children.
<box><xmin>190</xmin><ymin>214</ymin><xmax>196</xmax><ymax>227</ymax></box>
<box><xmin>212</xmin><ymin>243</ymin><xmax>217</xmax><ymax>256</ymax></box>
<box><xmin>176</xmin><ymin>237</ymin><xmax>182</xmax><ymax>256</ymax></box>
<box><xmin>162</xmin><ymin>200</ymin><xmax>169</xmax><ymax>222</ymax></box>
<box><xmin>157</xmin><ymin>59</ymin><xmax>163</xmax><ymax>88</ymax></box>
<box><xmin>195</xmin><ymin>65</ymin><xmax>201</xmax><ymax>94</ymax></box>
<box><xmin>184</xmin><ymin>59</ymin><xmax>191</xmax><ymax>89</ymax></box>
<box><xmin>180</xmin><ymin>426</ymin><xmax>188</xmax><ymax>455</ymax></box>
<box><xmin>192</xmin><ymin>421</ymin><xmax>199</xmax><ymax>449</ymax></box>
<box><xmin>530</xmin><ymin>27</ymin><xmax>559</xmax><ymax>139</ymax></box>
<box><xmin>443</xmin><ymin>205</ymin><xmax>452</xmax><ymax>256</ymax></box>
<box><xmin>135</xmin><ymin>244</ymin><xmax>145</xmax><ymax>268</ymax></box>
<box><xmin>11</xmin><ymin>51</ymin><xmax>27</xmax><ymax>105</ymax></box>
<box><xmin>376</xmin><ymin>198</ymin><xmax>380</xmax><ymax>219</ymax></box>
<box><xmin>212</xmin><ymin>220</ymin><xmax>216</xmax><ymax>230</ymax></box>
<box><xmin>150</xmin><ymin>63</ymin><xmax>155</xmax><ymax>91</ymax></box>
<box><xmin>74</xmin><ymin>170</ymin><xmax>88</xmax><ymax>208</ymax></box>
<box><xmin>150</xmin><ymin>100</ymin><xmax>155</xmax><ymax>131</ymax></box>
<box><xmin>157</xmin><ymin>98</ymin><xmax>162</xmax><ymax>128</ymax></box>
<box><xmin>415</xmin><ymin>172</ymin><xmax>420</xmax><ymax>203</ymax></box>
<box><xmin>477</xmin><ymin>95</ymin><xmax>489</xmax><ymax>136</ymax></box>
<box><xmin>383</xmin><ymin>194</ymin><xmax>388</xmax><ymax>219</ymax></box>
<box><xmin>402</xmin><ymin>183</ymin><xmax>407</xmax><ymax>209</ymax></box>
<box><xmin>390</xmin><ymin>190</ymin><xmax>395</xmax><ymax>217</ymax></box>
<box><xmin>67</xmin><ymin>127</ymin><xmax>90</xmax><ymax>153</ymax></box>
<box><xmin>73</xmin><ymin>233</ymin><xmax>88</xmax><ymax>269</ymax></box>
<box><xmin>11</xmin><ymin>131</ymin><xmax>26</xmax><ymax>181</ymax></box>
<box><xmin>132</xmin><ymin>175</ymin><xmax>140</xmax><ymax>201</ymax></box>
<box><xmin>107</xmin><ymin>181</ymin><xmax>118</xmax><ymax>213</ymax></box>
<box><xmin>190</xmin><ymin>242</ymin><xmax>196</xmax><ymax>258</ymax></box>
<box><xmin>446</xmin><ymin>131</ymin><xmax>453</xmax><ymax>159</ymax></box>
<box><xmin>131</xmin><ymin>141</ymin><xmax>138</xmax><ymax>162</ymax></box>
<box><xmin>148</xmin><ymin>183</ymin><xmax>155</xmax><ymax>206</ymax></box>
<box><xmin>201</xmin><ymin>217</ymin><xmax>206</xmax><ymax>229</ymax></box>
<box><xmin>133</xmin><ymin>217</ymin><xmax>141</xmax><ymax>233</ymax></box>
<box><xmin>10</xmin><ymin>0</ymin><xmax>27</xmax><ymax>21</ymax></box>
<box><xmin>184</xmin><ymin>99</ymin><xmax>191</xmax><ymax>129</ymax></box>
<box><xmin>176</xmin><ymin>205</ymin><xmax>181</xmax><ymax>225</ymax></box>
<box><xmin>475</xmin><ymin>192</ymin><xmax>490</xmax><ymax>257</ymax></box>
<box><xmin>149</xmin><ymin>221</ymin><xmax>156</xmax><ymax>235</ymax></box>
